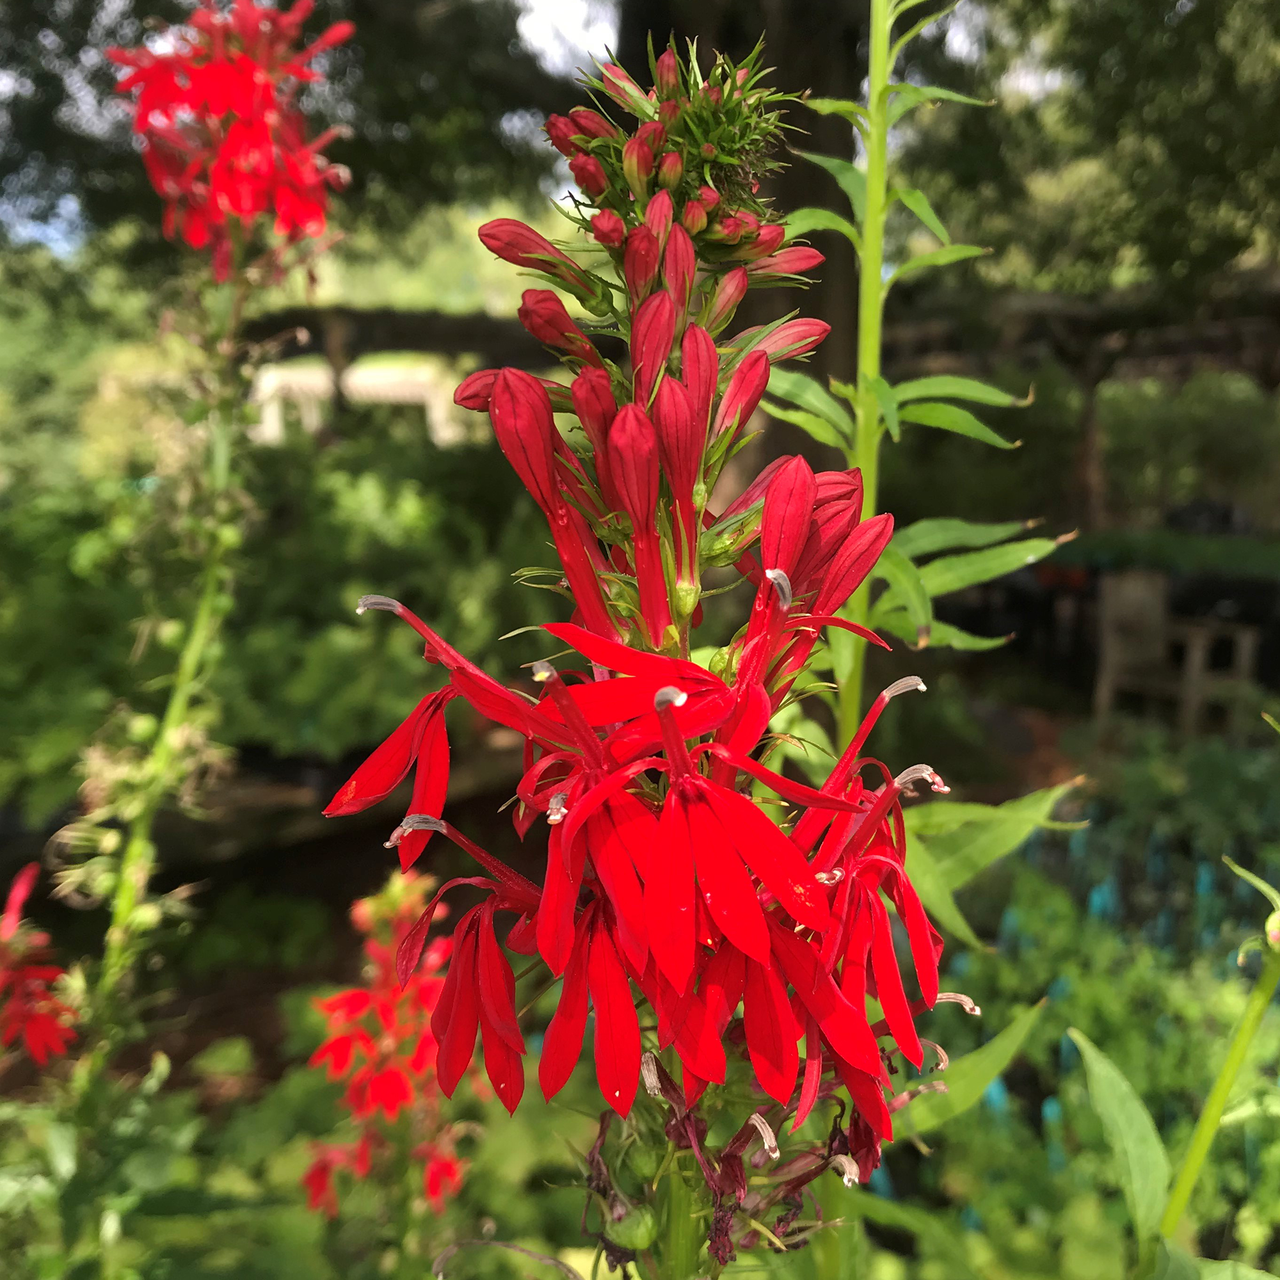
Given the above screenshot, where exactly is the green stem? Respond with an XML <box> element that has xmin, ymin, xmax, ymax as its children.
<box><xmin>1159</xmin><ymin>945</ymin><xmax>1280</xmax><ymax>1238</ymax></box>
<box><xmin>659</xmin><ymin>1160</ymin><xmax>700</xmax><ymax>1280</ymax></box>
<box><xmin>836</xmin><ymin>0</ymin><xmax>892</xmax><ymax>749</ymax></box>
<box><xmin>94</xmin><ymin>405</ymin><xmax>234</xmax><ymax>1024</ymax></box>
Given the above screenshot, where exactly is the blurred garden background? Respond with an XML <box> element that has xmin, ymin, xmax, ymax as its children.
<box><xmin>4</xmin><ymin>0</ymin><xmax>1280</xmax><ymax>1277</ymax></box>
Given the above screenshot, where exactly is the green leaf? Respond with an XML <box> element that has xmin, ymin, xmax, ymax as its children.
<box><xmin>786</xmin><ymin>207</ymin><xmax>862</xmax><ymax>250</ymax></box>
<box><xmin>1222</xmin><ymin>855</ymin><xmax>1280</xmax><ymax>913</ymax></box>
<box><xmin>918</xmin><ymin>538</ymin><xmax>1059</xmax><ymax>597</ymax></box>
<box><xmin>762</xmin><ymin>401</ymin><xmax>845</xmax><ymax>449</ymax></box>
<box><xmin>899</xmin><ymin>400</ymin><xmax>1017</xmax><ymax>449</ymax></box>
<box><xmin>903</xmin><ymin>1002</ymin><xmax>1046</xmax><ymax>1135</ymax></box>
<box><xmin>906</xmin><ymin>837</ymin><xmax>984</xmax><ymax>949</ymax></box>
<box><xmin>930</xmin><ymin>619</ymin><xmax>1011</xmax><ymax>652</ymax></box>
<box><xmin>906</xmin><ymin>801</ymin><xmax>1016</xmax><ymax>837</ymax></box>
<box><xmin>893</xmin><ymin>517</ymin><xmax>1028</xmax><ymax>560</ymax></box>
<box><xmin>870</xmin><ymin>545</ymin><xmax>932</xmax><ymax>644</ymax></box>
<box><xmin>922</xmin><ymin>782</ymin><xmax>1077</xmax><ymax>892</ymax></box>
<box><xmin>1197</xmin><ymin>1262</ymin><xmax>1278</xmax><ymax>1279</ymax></box>
<box><xmin>889</xmin><ymin>1</ymin><xmax>963</xmax><ymax>66</ymax></box>
<box><xmin>794</xmin><ymin>149</ymin><xmax>866</xmax><ymax>225</ymax></box>
<box><xmin>870</xmin><ymin>375</ymin><xmax>900</xmax><ymax>440</ymax></box>
<box><xmin>804</xmin><ymin>96</ymin><xmax>870</xmax><ymax>127</ymax></box>
<box><xmin>1154</xmin><ymin>1242</ymin><xmax>1200</xmax><ymax>1280</ymax></box>
<box><xmin>887</xmin><ymin>83</ymin><xmax>992</xmax><ymax>127</ymax></box>
<box><xmin>886</xmin><ymin>244</ymin><xmax>984</xmax><ymax>289</ymax></box>
<box><xmin>44</xmin><ymin>1123</ymin><xmax>77</xmax><ymax>1184</ymax></box>
<box><xmin>1067</xmin><ymin>1028</ymin><xmax>1170</xmax><ymax>1242</ymax></box>
<box><xmin>768</xmin><ymin>368</ymin><xmax>857</xmax><ymax>440</ymax></box>
<box><xmin>894</xmin><ymin>375</ymin><xmax>1025</xmax><ymax>407</ymax></box>
<box><xmin>894</xmin><ymin>187</ymin><xmax>950</xmax><ymax>244</ymax></box>
<box><xmin>846</xmin><ymin>1189</ymin><xmax>983</xmax><ymax>1279</ymax></box>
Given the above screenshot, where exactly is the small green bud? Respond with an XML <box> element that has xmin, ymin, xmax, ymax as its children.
<box><xmin>1267</xmin><ymin>909</ymin><xmax>1280</xmax><ymax>950</ymax></box>
<box><xmin>127</xmin><ymin>713</ymin><xmax>158</xmax><ymax>743</ymax></box>
<box><xmin>604</xmin><ymin>1204</ymin><xmax>658</xmax><ymax>1252</ymax></box>
<box><xmin>625</xmin><ymin>1143</ymin><xmax>662</xmax><ymax>1181</ymax></box>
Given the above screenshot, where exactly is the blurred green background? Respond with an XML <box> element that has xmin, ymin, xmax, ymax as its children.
<box><xmin>4</xmin><ymin>0</ymin><xmax>1280</xmax><ymax>1276</ymax></box>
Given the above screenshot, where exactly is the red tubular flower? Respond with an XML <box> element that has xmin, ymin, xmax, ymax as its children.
<box><xmin>569</xmin><ymin>152</ymin><xmax>609</xmax><ymax>198</ymax></box>
<box><xmin>571</xmin><ymin>368</ymin><xmax>618</xmax><ymax>472</ymax></box>
<box><xmin>518</xmin><ymin>289</ymin><xmax>604</xmax><ymax>367</ymax></box>
<box><xmin>751</xmin><ymin>318</ymin><xmax>832</xmax><ymax>362</ymax></box>
<box><xmin>478</xmin><ymin>219</ymin><xmax>599</xmax><ymax>299</ymax></box>
<box><xmin>108</xmin><ymin>0</ymin><xmax>352</xmax><ymax>278</ymax></box>
<box><xmin>682</xmin><ymin>325</ymin><xmax>718</xmax><ymax>436</ymax></box>
<box><xmin>607</xmin><ymin>406</ymin><xmax>673</xmax><ymax>647</ymax></box>
<box><xmin>703</xmin><ymin>267</ymin><xmax>749</xmax><ymax>334</ymax></box>
<box><xmin>682</xmin><ymin>199</ymin><xmax>709</xmax><ymax>235</ymax></box>
<box><xmin>644</xmin><ymin>189</ymin><xmax>674</xmax><ymax>247</ymax></box>
<box><xmin>730</xmin><ymin>222</ymin><xmax>786</xmax><ymax>261</ymax></box>
<box><xmin>489</xmin><ymin>370</ymin><xmax>619</xmax><ymax>639</ymax></box>
<box><xmin>454</xmin><ymin>369</ymin><xmax>571</xmax><ymax>413</ymax></box>
<box><xmin>423</xmin><ymin>1150</ymin><xmax>465</xmax><ymax>1213</ymax></box>
<box><xmin>624</xmin><ymin>225</ymin><xmax>663</xmax><ymax>305</ymax></box>
<box><xmin>591</xmin><ymin>209</ymin><xmax>626</xmax><ymax>249</ymax></box>
<box><xmin>652</xmin><ymin>377</ymin><xmax>703</xmax><ymax>583</ymax></box>
<box><xmin>630</xmin><ymin>290</ymin><xmax>677</xmax><ymax>405</ymax></box>
<box><xmin>657</xmin><ymin>151</ymin><xmax>684</xmax><ymax>189</ymax></box>
<box><xmin>0</xmin><ymin>864</ymin><xmax>76</xmax><ymax>1066</ymax></box>
<box><xmin>602</xmin><ymin>63</ymin><xmax>650</xmax><ymax>115</ymax></box>
<box><xmin>655</xmin><ymin>50</ymin><xmax>680</xmax><ymax>96</ymax></box>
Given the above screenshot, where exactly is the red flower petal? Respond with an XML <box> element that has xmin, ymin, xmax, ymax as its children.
<box><xmin>539</xmin><ymin>920</ymin><xmax>591</xmax><ymax>1100</ymax></box>
<box><xmin>742</xmin><ymin>957</ymin><xmax>800</xmax><ymax>1104</ymax></box>
<box><xmin>587</xmin><ymin>923</ymin><xmax>641</xmax><ymax>1116</ymax></box>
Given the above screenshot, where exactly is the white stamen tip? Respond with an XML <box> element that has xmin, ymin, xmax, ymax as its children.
<box><xmin>765</xmin><ymin>568</ymin><xmax>793</xmax><ymax>609</ymax></box>
<box><xmin>937</xmin><ymin>992</ymin><xmax>981</xmax><ymax>1017</ymax></box>
<box><xmin>641</xmin><ymin>1052</ymin><xmax>662</xmax><ymax>1098</ymax></box>
<box><xmin>547</xmin><ymin>792</ymin><xmax>569</xmax><ymax>825</ymax></box>
<box><xmin>831</xmin><ymin>1154</ymin><xmax>860</xmax><ymax>1187</ymax></box>
<box><xmin>815</xmin><ymin>868</ymin><xmax>845</xmax><ymax>885</ymax></box>
<box><xmin>884</xmin><ymin>676</ymin><xmax>927</xmax><ymax>700</ymax></box>
<box><xmin>531</xmin><ymin>660</ymin><xmax>556</xmax><ymax>683</ymax></box>
<box><xmin>654</xmin><ymin>686</ymin><xmax>688</xmax><ymax>711</ymax></box>
<box><xmin>748</xmin><ymin>1112</ymin><xmax>779</xmax><ymax>1159</ymax></box>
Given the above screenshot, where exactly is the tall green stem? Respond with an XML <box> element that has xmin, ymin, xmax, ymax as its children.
<box><xmin>1159</xmin><ymin>945</ymin><xmax>1280</xmax><ymax>1239</ymax></box>
<box><xmin>95</xmin><ymin>406</ymin><xmax>234</xmax><ymax>1023</ymax></box>
<box><xmin>836</xmin><ymin>0</ymin><xmax>892</xmax><ymax>749</ymax></box>
<box><xmin>658</xmin><ymin>1160</ymin><xmax>700</xmax><ymax>1280</ymax></box>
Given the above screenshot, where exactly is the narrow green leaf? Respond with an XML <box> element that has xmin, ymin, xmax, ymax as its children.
<box><xmin>918</xmin><ymin>538</ymin><xmax>1059</xmax><ymax>597</ymax></box>
<box><xmin>900</xmin><ymin>400</ymin><xmax>1017</xmax><ymax>449</ymax></box>
<box><xmin>803</xmin><ymin>97</ymin><xmax>870</xmax><ymax>130</ymax></box>
<box><xmin>1222</xmin><ymin>855</ymin><xmax>1280</xmax><ymax>913</ymax></box>
<box><xmin>887</xmin><ymin>83</ymin><xmax>993</xmax><ymax>127</ymax></box>
<box><xmin>886</xmin><ymin>244</ymin><xmax>985</xmax><ymax>289</ymax></box>
<box><xmin>895</xmin><ymin>375</ymin><xmax>1025</xmax><ymax>408</ymax></box>
<box><xmin>893</xmin><ymin>517</ymin><xmax>1028</xmax><ymax>560</ymax></box>
<box><xmin>905</xmin><ymin>801</ymin><xmax>1013</xmax><ymax>837</ymax></box>
<box><xmin>925</xmin><ymin>782</ymin><xmax>1077</xmax><ymax>892</ymax></box>
<box><xmin>768</xmin><ymin>368</ymin><xmax>857</xmax><ymax>439</ymax></box>
<box><xmin>870</xmin><ymin>375</ymin><xmax>900</xmax><ymax>440</ymax></box>
<box><xmin>907</xmin><ymin>837</ymin><xmax>985</xmax><ymax>949</ymax></box>
<box><xmin>794</xmin><ymin>149</ymin><xmax>866</xmax><ymax>225</ymax></box>
<box><xmin>846</xmin><ymin>1189</ymin><xmax>983</xmax><ymax>1279</ymax></box>
<box><xmin>903</xmin><ymin>1002</ymin><xmax>1046</xmax><ymax>1135</ymax></box>
<box><xmin>1068</xmin><ymin>1028</ymin><xmax>1170</xmax><ymax>1242</ymax></box>
<box><xmin>871</xmin><ymin>545</ymin><xmax>932</xmax><ymax>644</ymax></box>
<box><xmin>890</xmin><ymin>2</ymin><xmax>962</xmax><ymax>66</ymax></box>
<box><xmin>935</xmin><ymin>618</ymin><xmax>1011</xmax><ymax>651</ymax></box>
<box><xmin>786</xmin><ymin>207</ymin><xmax>862</xmax><ymax>250</ymax></box>
<box><xmin>762</xmin><ymin>400</ymin><xmax>845</xmax><ymax>449</ymax></box>
<box><xmin>894</xmin><ymin>187</ymin><xmax>950</xmax><ymax>244</ymax></box>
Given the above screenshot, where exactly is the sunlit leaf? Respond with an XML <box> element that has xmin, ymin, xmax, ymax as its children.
<box><xmin>894</xmin><ymin>187</ymin><xmax>950</xmax><ymax>244</ymax></box>
<box><xmin>845</xmin><ymin>1189</ymin><xmax>982</xmax><ymax>1279</ymax></box>
<box><xmin>768</xmin><ymin>368</ymin><xmax>857</xmax><ymax>439</ymax></box>
<box><xmin>918</xmin><ymin>538</ymin><xmax>1058</xmax><ymax>597</ymax></box>
<box><xmin>870</xmin><ymin>545</ymin><xmax>932</xmax><ymax>644</ymax></box>
<box><xmin>786</xmin><ymin>207</ymin><xmax>862</xmax><ymax>250</ymax></box>
<box><xmin>902</xmin><ymin>1002</ymin><xmax>1046</xmax><ymax>1135</ymax></box>
<box><xmin>899</xmin><ymin>400</ymin><xmax>1017</xmax><ymax>449</ymax></box>
<box><xmin>907</xmin><ymin>837</ymin><xmax>985</xmax><ymax>950</ymax></box>
<box><xmin>894</xmin><ymin>375</ymin><xmax>1025</xmax><ymax>407</ymax></box>
<box><xmin>870</xmin><ymin>374</ymin><xmax>900</xmax><ymax>440</ymax></box>
<box><xmin>887</xmin><ymin>83</ymin><xmax>992</xmax><ymax>127</ymax></box>
<box><xmin>886</xmin><ymin>244</ymin><xmax>984</xmax><ymax>289</ymax></box>
<box><xmin>892</xmin><ymin>517</ymin><xmax>1028</xmax><ymax>560</ymax></box>
<box><xmin>1068</xmin><ymin>1028</ymin><xmax>1170</xmax><ymax>1242</ymax></box>
<box><xmin>794</xmin><ymin>149</ymin><xmax>867</xmax><ymax>225</ymax></box>
<box><xmin>762</xmin><ymin>401</ymin><xmax>846</xmax><ymax>449</ymax></box>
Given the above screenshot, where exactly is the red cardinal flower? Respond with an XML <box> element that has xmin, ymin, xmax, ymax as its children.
<box><xmin>518</xmin><ymin>290</ymin><xmax>604</xmax><ymax>367</ymax></box>
<box><xmin>108</xmin><ymin>0</ymin><xmax>352</xmax><ymax>279</ymax></box>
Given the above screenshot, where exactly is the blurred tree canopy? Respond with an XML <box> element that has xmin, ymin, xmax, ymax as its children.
<box><xmin>0</xmin><ymin>0</ymin><xmax>571</xmax><ymax>248</ymax></box>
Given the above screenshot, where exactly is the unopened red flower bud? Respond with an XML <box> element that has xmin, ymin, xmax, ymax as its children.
<box><xmin>545</xmin><ymin>114</ymin><xmax>581</xmax><ymax>156</ymax></box>
<box><xmin>518</xmin><ymin>289</ymin><xmax>604</xmax><ymax>367</ymax></box>
<box><xmin>681</xmin><ymin>199</ymin><xmax>708</xmax><ymax>235</ymax></box>
<box><xmin>636</xmin><ymin>121</ymin><xmax>667</xmax><ymax>151</ymax></box>
<box><xmin>478</xmin><ymin>218</ymin><xmax>596</xmax><ymax>298</ymax></box>
<box><xmin>644</xmin><ymin>189</ymin><xmax>673</xmax><ymax>247</ymax></box>
<box><xmin>699</xmin><ymin>185</ymin><xmax>721</xmax><ymax>212</ymax></box>
<box><xmin>658</xmin><ymin>99</ymin><xmax>681</xmax><ymax>127</ymax></box>
<box><xmin>703</xmin><ymin>83</ymin><xmax>723</xmax><ymax>106</ymax></box>
<box><xmin>655</xmin><ymin>49</ymin><xmax>679</xmax><ymax>96</ymax></box>
<box><xmin>591</xmin><ymin>209</ymin><xmax>626</xmax><ymax>248</ymax></box>
<box><xmin>708</xmin><ymin>215</ymin><xmax>745</xmax><ymax>245</ymax></box>
<box><xmin>569</xmin><ymin>108</ymin><xmax>620</xmax><ymax>140</ymax></box>
<box><xmin>701</xmin><ymin>142</ymin><xmax>716</xmax><ymax>159</ymax></box>
<box><xmin>754</xmin><ymin>318</ymin><xmax>832</xmax><ymax>361</ymax></box>
<box><xmin>703</xmin><ymin>266</ymin><xmax>749</xmax><ymax>334</ymax></box>
<box><xmin>569</xmin><ymin>152</ymin><xmax>608</xmax><ymax>198</ymax></box>
<box><xmin>631</xmin><ymin>289</ymin><xmax>677</xmax><ymax>405</ymax></box>
<box><xmin>624</xmin><ymin>225</ymin><xmax>662</xmax><ymax>305</ymax></box>
<box><xmin>623</xmin><ymin>138</ymin><xmax>655</xmax><ymax>198</ymax></box>
<box><xmin>456</xmin><ymin>369</ymin><xmax>571</xmax><ymax>412</ymax></box>
<box><xmin>662</xmin><ymin>225</ymin><xmax>696</xmax><ymax>314</ymax></box>
<box><xmin>602</xmin><ymin>63</ymin><xmax>649</xmax><ymax>116</ymax></box>
<box><xmin>657</xmin><ymin>152</ymin><xmax>683</xmax><ymax>189</ymax></box>
<box><xmin>571</xmin><ymin>367</ymin><xmax>618</xmax><ymax>462</ymax></box>
<box><xmin>730</xmin><ymin>221</ymin><xmax>786</xmax><ymax>261</ymax></box>
<box><xmin>712</xmin><ymin>350</ymin><xmax>770</xmax><ymax>438</ymax></box>
<box><xmin>748</xmin><ymin>246</ymin><xmax>825</xmax><ymax>277</ymax></box>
